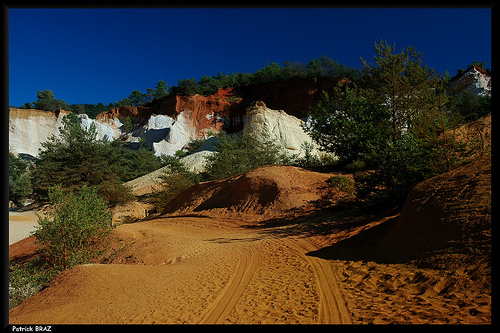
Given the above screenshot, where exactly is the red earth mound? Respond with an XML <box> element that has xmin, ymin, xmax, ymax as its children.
<box><xmin>310</xmin><ymin>157</ymin><xmax>491</xmax><ymax>273</ymax></box>
<box><xmin>379</xmin><ymin>156</ymin><xmax>491</xmax><ymax>269</ymax></box>
<box><xmin>161</xmin><ymin>165</ymin><xmax>350</xmax><ymax>222</ymax></box>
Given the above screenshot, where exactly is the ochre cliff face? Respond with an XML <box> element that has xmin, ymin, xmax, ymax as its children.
<box><xmin>447</xmin><ymin>65</ymin><xmax>491</xmax><ymax>97</ymax></box>
<box><xmin>155</xmin><ymin>87</ymin><xmax>238</xmax><ymax>135</ymax></box>
<box><xmin>95</xmin><ymin>77</ymin><xmax>348</xmax><ymax>135</ymax></box>
<box><xmin>96</xmin><ymin>105</ymin><xmax>153</xmax><ymax>123</ymax></box>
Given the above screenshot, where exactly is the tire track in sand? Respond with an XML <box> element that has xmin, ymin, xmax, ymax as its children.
<box><xmin>282</xmin><ymin>237</ymin><xmax>352</xmax><ymax>324</ymax></box>
<box><xmin>197</xmin><ymin>243</ymin><xmax>260</xmax><ymax>324</ymax></box>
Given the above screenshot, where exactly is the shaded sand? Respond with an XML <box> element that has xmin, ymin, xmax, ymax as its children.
<box><xmin>9</xmin><ymin>163</ymin><xmax>491</xmax><ymax>324</ymax></box>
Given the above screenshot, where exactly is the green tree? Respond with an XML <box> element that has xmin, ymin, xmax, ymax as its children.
<box><xmin>154</xmin><ymin>79</ymin><xmax>168</xmax><ymax>100</ymax></box>
<box><xmin>450</xmin><ymin>91</ymin><xmax>491</xmax><ymax>122</ymax></box>
<box><xmin>359</xmin><ymin>40</ymin><xmax>437</xmax><ymax>144</ymax></box>
<box><xmin>308</xmin><ymin>40</ymin><xmax>443</xmax><ymax>205</ymax></box>
<box><xmin>128</xmin><ymin>90</ymin><xmax>145</xmax><ymax>106</ymax></box>
<box><xmin>30</xmin><ymin>114</ymin><xmax>138</xmax><ymax>204</ymax></box>
<box><xmin>9</xmin><ymin>152</ymin><xmax>33</xmax><ymax>206</ymax></box>
<box><xmin>173</xmin><ymin>78</ymin><xmax>199</xmax><ymax>96</ymax></box>
<box><xmin>34</xmin><ymin>184</ymin><xmax>114</xmax><ymax>270</ymax></box>
<box><xmin>20</xmin><ymin>102</ymin><xmax>33</xmax><ymax>109</ymax></box>
<box><xmin>305</xmin><ymin>58</ymin><xmax>324</xmax><ymax>80</ymax></box>
<box><xmin>34</xmin><ymin>89</ymin><xmax>69</xmax><ymax>111</ymax></box>
<box><xmin>306</xmin><ymin>86</ymin><xmax>390</xmax><ymax>166</ymax></box>
<box><xmin>467</xmin><ymin>60</ymin><xmax>490</xmax><ymax>71</ymax></box>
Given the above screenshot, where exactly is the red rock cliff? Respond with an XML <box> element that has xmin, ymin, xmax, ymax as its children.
<box><xmin>95</xmin><ymin>77</ymin><xmax>348</xmax><ymax>135</ymax></box>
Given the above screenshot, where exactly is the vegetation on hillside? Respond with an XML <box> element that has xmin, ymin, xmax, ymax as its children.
<box><xmin>306</xmin><ymin>40</ymin><xmax>490</xmax><ymax>206</ymax></box>
<box><xmin>14</xmin><ymin>55</ymin><xmax>360</xmax><ymax>116</ymax></box>
<box><xmin>34</xmin><ymin>184</ymin><xmax>114</xmax><ymax>270</ymax></box>
<box><xmin>29</xmin><ymin>113</ymin><xmax>162</xmax><ymax>206</ymax></box>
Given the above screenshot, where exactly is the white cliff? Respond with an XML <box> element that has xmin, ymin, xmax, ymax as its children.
<box><xmin>78</xmin><ymin>114</ymin><xmax>121</xmax><ymax>141</ymax></box>
<box><xmin>447</xmin><ymin>66</ymin><xmax>491</xmax><ymax>97</ymax></box>
<box><xmin>9</xmin><ymin>109</ymin><xmax>70</xmax><ymax>157</ymax></box>
<box><xmin>242</xmin><ymin>101</ymin><xmax>320</xmax><ymax>158</ymax></box>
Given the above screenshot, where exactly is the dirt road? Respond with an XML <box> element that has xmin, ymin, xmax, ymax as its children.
<box><xmin>9</xmin><ymin>216</ymin><xmax>352</xmax><ymax>324</ymax></box>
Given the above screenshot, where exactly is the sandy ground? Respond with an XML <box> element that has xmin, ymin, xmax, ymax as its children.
<box><xmin>9</xmin><ymin>211</ymin><xmax>39</xmax><ymax>245</ymax></box>
<box><xmin>9</xmin><ymin>214</ymin><xmax>489</xmax><ymax>324</ymax></box>
<box><xmin>9</xmin><ymin>216</ymin><xmax>352</xmax><ymax>324</ymax></box>
<box><xmin>8</xmin><ymin>161</ymin><xmax>491</xmax><ymax>324</ymax></box>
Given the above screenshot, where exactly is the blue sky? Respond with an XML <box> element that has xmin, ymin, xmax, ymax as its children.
<box><xmin>9</xmin><ymin>8</ymin><xmax>491</xmax><ymax>107</ymax></box>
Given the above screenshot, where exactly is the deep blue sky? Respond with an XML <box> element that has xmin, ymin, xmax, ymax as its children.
<box><xmin>9</xmin><ymin>8</ymin><xmax>491</xmax><ymax>107</ymax></box>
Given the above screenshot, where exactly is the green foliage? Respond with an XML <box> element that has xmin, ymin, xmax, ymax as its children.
<box><xmin>203</xmin><ymin>134</ymin><xmax>286</xmax><ymax>180</ymax></box>
<box><xmin>359</xmin><ymin>40</ymin><xmax>437</xmax><ymax>143</ymax></box>
<box><xmin>467</xmin><ymin>60</ymin><xmax>490</xmax><ymax>71</ymax></box>
<box><xmin>294</xmin><ymin>142</ymin><xmax>322</xmax><ymax>168</ymax></box>
<box><xmin>128</xmin><ymin>90</ymin><xmax>146</xmax><ymax>106</ymax></box>
<box><xmin>31</xmin><ymin>113</ymin><xmax>112</xmax><ymax>196</ymax></box>
<box><xmin>150</xmin><ymin>157</ymin><xmax>199</xmax><ymax>210</ymax></box>
<box><xmin>450</xmin><ymin>91</ymin><xmax>491</xmax><ymax>123</ymax></box>
<box><xmin>67</xmin><ymin>102</ymin><xmax>114</xmax><ymax>119</ymax></box>
<box><xmin>97</xmin><ymin>179</ymin><xmax>135</xmax><ymax>206</ymax></box>
<box><xmin>33</xmin><ymin>89</ymin><xmax>69</xmax><ymax>112</ymax></box>
<box><xmin>186</xmin><ymin>138</ymin><xmax>206</xmax><ymax>154</ymax></box>
<box><xmin>34</xmin><ymin>184</ymin><xmax>114</xmax><ymax>270</ymax></box>
<box><xmin>9</xmin><ymin>259</ymin><xmax>57</xmax><ymax>309</ymax></box>
<box><xmin>9</xmin><ymin>152</ymin><xmax>33</xmax><ymax>206</ymax></box>
<box><xmin>327</xmin><ymin>175</ymin><xmax>354</xmax><ymax>192</ymax></box>
<box><xmin>123</xmin><ymin>116</ymin><xmax>133</xmax><ymax>133</ymax></box>
<box><xmin>31</xmin><ymin>114</ymin><xmax>161</xmax><ymax>203</ymax></box>
<box><xmin>171</xmin><ymin>78</ymin><xmax>199</xmax><ymax>96</ymax></box>
<box><xmin>307</xmin><ymin>86</ymin><xmax>390</xmax><ymax>166</ymax></box>
<box><xmin>159</xmin><ymin>55</ymin><xmax>359</xmax><ymax>98</ymax></box>
<box><xmin>307</xmin><ymin>40</ymin><xmax>459</xmax><ymax>206</ymax></box>
<box><xmin>154</xmin><ymin>79</ymin><xmax>168</xmax><ymax>100</ymax></box>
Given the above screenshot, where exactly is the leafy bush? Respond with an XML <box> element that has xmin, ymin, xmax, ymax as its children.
<box><xmin>150</xmin><ymin>158</ymin><xmax>199</xmax><ymax>210</ymax></box>
<box><xmin>327</xmin><ymin>175</ymin><xmax>354</xmax><ymax>192</ymax></box>
<box><xmin>203</xmin><ymin>133</ymin><xmax>287</xmax><ymax>180</ymax></box>
<box><xmin>34</xmin><ymin>184</ymin><xmax>114</xmax><ymax>270</ymax></box>
<box><xmin>97</xmin><ymin>179</ymin><xmax>135</xmax><ymax>207</ymax></box>
<box><xmin>9</xmin><ymin>152</ymin><xmax>33</xmax><ymax>206</ymax></box>
<box><xmin>9</xmin><ymin>259</ymin><xmax>56</xmax><ymax>309</ymax></box>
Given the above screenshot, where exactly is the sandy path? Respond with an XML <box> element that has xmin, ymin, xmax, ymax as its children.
<box><xmin>9</xmin><ymin>217</ymin><xmax>350</xmax><ymax>324</ymax></box>
<box><xmin>9</xmin><ymin>211</ymin><xmax>39</xmax><ymax>245</ymax></box>
<box><xmin>198</xmin><ymin>241</ymin><xmax>261</xmax><ymax>324</ymax></box>
<box><xmin>282</xmin><ymin>236</ymin><xmax>352</xmax><ymax>324</ymax></box>
<box><xmin>9</xmin><ymin>214</ymin><xmax>490</xmax><ymax>324</ymax></box>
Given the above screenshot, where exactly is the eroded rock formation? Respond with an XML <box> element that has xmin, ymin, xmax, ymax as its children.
<box><xmin>447</xmin><ymin>65</ymin><xmax>491</xmax><ymax>97</ymax></box>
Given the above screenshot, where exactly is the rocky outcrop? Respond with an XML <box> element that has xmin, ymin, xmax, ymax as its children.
<box><xmin>242</xmin><ymin>101</ymin><xmax>320</xmax><ymax>158</ymax></box>
<box><xmin>9</xmin><ymin>108</ymin><xmax>71</xmax><ymax>157</ymax></box>
<box><xmin>79</xmin><ymin>114</ymin><xmax>121</xmax><ymax>141</ymax></box>
<box><xmin>447</xmin><ymin>66</ymin><xmax>491</xmax><ymax>97</ymax></box>
<box><xmin>9</xmin><ymin>78</ymin><xmax>346</xmax><ymax>159</ymax></box>
<box><xmin>9</xmin><ymin>109</ymin><xmax>122</xmax><ymax>158</ymax></box>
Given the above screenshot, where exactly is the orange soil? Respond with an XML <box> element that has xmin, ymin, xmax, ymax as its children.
<box><xmin>9</xmin><ymin>163</ymin><xmax>491</xmax><ymax>324</ymax></box>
